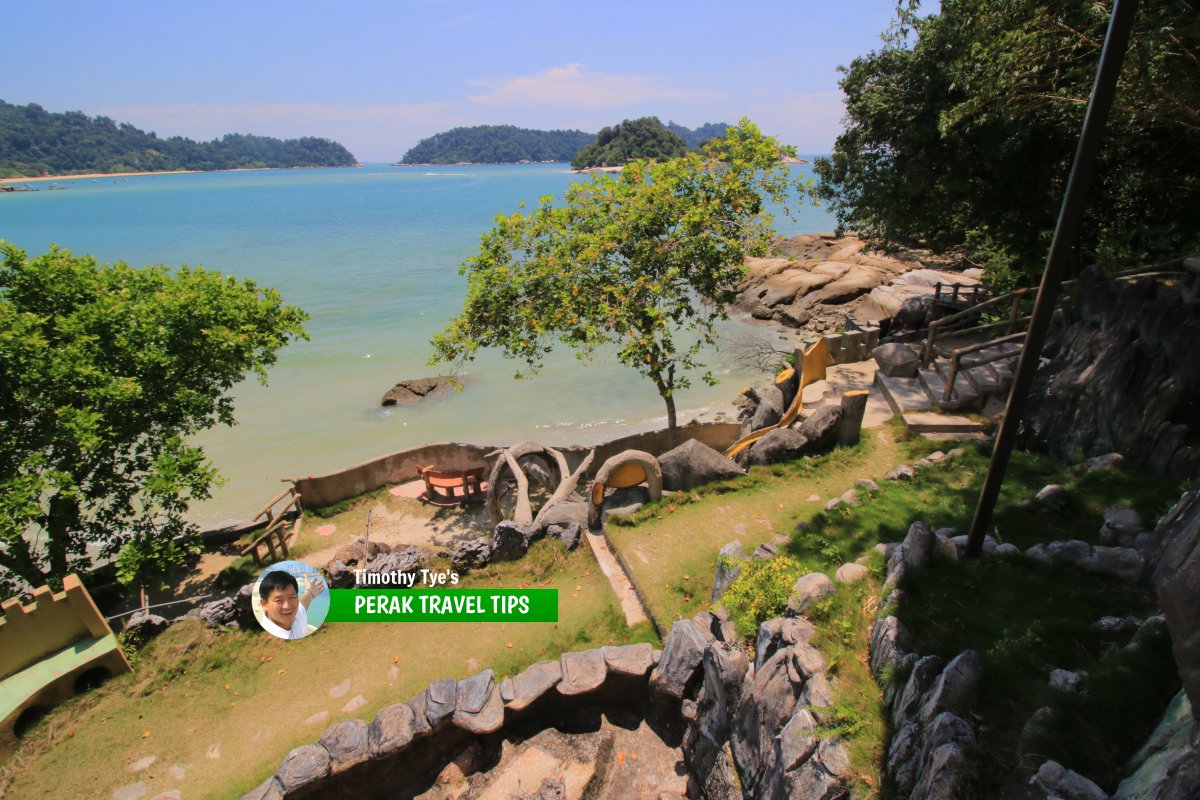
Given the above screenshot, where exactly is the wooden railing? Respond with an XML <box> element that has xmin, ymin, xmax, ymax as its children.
<box><xmin>921</xmin><ymin>258</ymin><xmax>1196</xmax><ymax>368</ymax></box>
<box><xmin>933</xmin><ymin>282</ymin><xmax>989</xmax><ymax>308</ymax></box>
<box><xmin>240</xmin><ymin>486</ymin><xmax>303</xmax><ymax>565</ymax></box>
<box><xmin>940</xmin><ymin>332</ymin><xmax>1026</xmax><ymax>403</ymax></box>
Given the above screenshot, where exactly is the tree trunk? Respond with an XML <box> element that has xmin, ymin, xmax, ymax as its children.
<box><xmin>46</xmin><ymin>494</ymin><xmax>74</xmax><ymax>585</ymax></box>
<box><xmin>663</xmin><ymin>393</ymin><xmax>678</xmax><ymax>449</ymax></box>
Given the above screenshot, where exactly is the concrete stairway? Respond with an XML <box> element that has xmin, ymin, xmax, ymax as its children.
<box><xmin>874</xmin><ymin>343</ymin><xmax>1021</xmax><ymax>433</ymax></box>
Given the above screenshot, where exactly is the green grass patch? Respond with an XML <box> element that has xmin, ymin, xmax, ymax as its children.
<box><xmin>805</xmin><ymin>575</ymin><xmax>888</xmax><ymax>800</ymax></box>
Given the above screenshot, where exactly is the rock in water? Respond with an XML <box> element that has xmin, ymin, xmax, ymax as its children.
<box><xmin>380</xmin><ymin>376</ymin><xmax>454</xmax><ymax>406</ymax></box>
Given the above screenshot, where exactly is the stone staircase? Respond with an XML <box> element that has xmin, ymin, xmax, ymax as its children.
<box><xmin>874</xmin><ymin>342</ymin><xmax>1022</xmax><ymax>433</ymax></box>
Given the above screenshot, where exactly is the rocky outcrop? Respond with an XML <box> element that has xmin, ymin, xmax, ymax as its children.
<box><xmin>737</xmin><ymin>234</ymin><xmax>975</xmax><ymax>337</ymax></box>
<box><xmin>1024</xmin><ymin>265</ymin><xmax>1200</xmax><ymax>477</ymax></box>
<box><xmin>380</xmin><ymin>376</ymin><xmax>455</xmax><ymax>406</ymax></box>
<box><xmin>1112</xmin><ymin>689</ymin><xmax>1200</xmax><ymax>800</ymax></box>
<box><xmin>1145</xmin><ymin>485</ymin><xmax>1200</xmax><ymax>722</ymax></box>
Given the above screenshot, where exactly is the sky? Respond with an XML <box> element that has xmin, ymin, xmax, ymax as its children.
<box><xmin>1</xmin><ymin>0</ymin><xmax>908</xmax><ymax>162</ymax></box>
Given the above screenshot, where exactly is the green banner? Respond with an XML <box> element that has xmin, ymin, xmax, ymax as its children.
<box><xmin>326</xmin><ymin>589</ymin><xmax>558</xmax><ymax>623</ymax></box>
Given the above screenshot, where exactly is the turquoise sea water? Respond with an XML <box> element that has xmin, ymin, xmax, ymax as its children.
<box><xmin>1</xmin><ymin>163</ymin><xmax>835</xmax><ymax>527</ymax></box>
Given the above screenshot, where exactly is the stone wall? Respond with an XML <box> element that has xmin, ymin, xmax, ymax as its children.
<box><xmin>869</xmin><ymin>522</ymin><xmax>984</xmax><ymax>799</ymax></box>
<box><xmin>286</xmin><ymin>423</ymin><xmax>742</xmax><ymax>512</ymax></box>
<box><xmin>1025</xmin><ymin>266</ymin><xmax>1200</xmax><ymax>477</ymax></box>
<box><xmin>241</xmin><ymin>612</ymin><xmax>854</xmax><ymax>799</ymax></box>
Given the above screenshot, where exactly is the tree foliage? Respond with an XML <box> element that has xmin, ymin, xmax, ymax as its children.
<box><xmin>431</xmin><ymin>120</ymin><xmax>810</xmax><ymax>445</ymax></box>
<box><xmin>815</xmin><ymin>0</ymin><xmax>1200</xmax><ymax>286</ymax></box>
<box><xmin>0</xmin><ymin>243</ymin><xmax>308</xmax><ymax>594</ymax></box>
<box><xmin>0</xmin><ymin>100</ymin><xmax>357</xmax><ymax>178</ymax></box>
<box><xmin>570</xmin><ymin>117</ymin><xmax>690</xmax><ymax>169</ymax></box>
<box><xmin>399</xmin><ymin>125</ymin><xmax>596</xmax><ymax>164</ymax></box>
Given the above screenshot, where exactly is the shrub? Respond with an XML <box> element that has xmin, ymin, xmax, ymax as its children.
<box><xmin>720</xmin><ymin>555</ymin><xmax>807</xmax><ymax>638</ymax></box>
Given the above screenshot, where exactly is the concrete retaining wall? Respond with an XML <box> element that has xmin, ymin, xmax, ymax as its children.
<box><xmin>287</xmin><ymin>423</ymin><xmax>742</xmax><ymax>511</ymax></box>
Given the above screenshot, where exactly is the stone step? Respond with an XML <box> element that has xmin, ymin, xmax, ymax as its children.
<box><xmin>921</xmin><ymin>365</ymin><xmax>979</xmax><ymax>411</ymax></box>
<box><xmin>873</xmin><ymin>372</ymin><xmax>932</xmax><ymax>416</ymax></box>
<box><xmin>963</xmin><ymin>363</ymin><xmax>1001</xmax><ymax>396</ymax></box>
<box><xmin>902</xmin><ymin>411</ymin><xmax>989</xmax><ymax>434</ymax></box>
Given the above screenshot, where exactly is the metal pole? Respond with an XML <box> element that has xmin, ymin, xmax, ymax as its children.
<box><xmin>966</xmin><ymin>0</ymin><xmax>1140</xmax><ymax>558</ymax></box>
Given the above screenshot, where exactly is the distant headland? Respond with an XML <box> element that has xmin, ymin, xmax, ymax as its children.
<box><xmin>0</xmin><ymin>100</ymin><xmax>358</xmax><ymax>180</ymax></box>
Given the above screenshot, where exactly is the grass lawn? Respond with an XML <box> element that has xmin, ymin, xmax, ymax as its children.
<box><xmin>603</xmin><ymin>424</ymin><xmax>1186</xmax><ymax>798</ymax></box>
<box><xmin>604</xmin><ymin>422</ymin><xmax>940</xmax><ymax>627</ymax></box>
<box><xmin>1</xmin><ymin>542</ymin><xmax>655</xmax><ymax>800</ymax></box>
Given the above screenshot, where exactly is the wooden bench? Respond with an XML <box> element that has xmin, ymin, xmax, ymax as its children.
<box><xmin>418</xmin><ymin>465</ymin><xmax>488</xmax><ymax>507</ymax></box>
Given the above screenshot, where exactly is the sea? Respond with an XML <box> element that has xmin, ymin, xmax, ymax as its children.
<box><xmin>0</xmin><ymin>163</ymin><xmax>836</xmax><ymax>528</ymax></box>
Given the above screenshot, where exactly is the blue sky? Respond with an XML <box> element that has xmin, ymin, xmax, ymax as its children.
<box><xmin>1</xmin><ymin>0</ymin><xmax>908</xmax><ymax>162</ymax></box>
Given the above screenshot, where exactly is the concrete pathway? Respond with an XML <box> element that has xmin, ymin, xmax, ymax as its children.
<box><xmin>583</xmin><ymin>530</ymin><xmax>649</xmax><ymax>627</ymax></box>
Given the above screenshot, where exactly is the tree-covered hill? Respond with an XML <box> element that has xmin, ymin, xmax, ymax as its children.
<box><xmin>665</xmin><ymin>120</ymin><xmax>729</xmax><ymax>148</ymax></box>
<box><xmin>398</xmin><ymin>125</ymin><xmax>595</xmax><ymax>164</ymax></box>
<box><xmin>0</xmin><ymin>101</ymin><xmax>358</xmax><ymax>178</ymax></box>
<box><xmin>570</xmin><ymin>117</ymin><xmax>689</xmax><ymax>169</ymax></box>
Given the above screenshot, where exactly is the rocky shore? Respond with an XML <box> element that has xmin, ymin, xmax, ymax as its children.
<box><xmin>737</xmin><ymin>232</ymin><xmax>981</xmax><ymax>338</ymax></box>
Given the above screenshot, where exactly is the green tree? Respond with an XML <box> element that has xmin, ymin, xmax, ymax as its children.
<box><xmin>0</xmin><ymin>243</ymin><xmax>308</xmax><ymax>594</ymax></box>
<box><xmin>815</xmin><ymin>0</ymin><xmax>1200</xmax><ymax>285</ymax></box>
<box><xmin>430</xmin><ymin>120</ymin><xmax>810</xmax><ymax>447</ymax></box>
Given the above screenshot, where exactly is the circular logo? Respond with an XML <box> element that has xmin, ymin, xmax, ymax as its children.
<box><xmin>253</xmin><ymin>561</ymin><xmax>329</xmax><ymax>640</ymax></box>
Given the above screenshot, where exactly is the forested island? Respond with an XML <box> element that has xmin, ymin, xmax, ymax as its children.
<box><xmin>397</xmin><ymin>120</ymin><xmax>731</xmax><ymax>167</ymax></box>
<box><xmin>0</xmin><ymin>101</ymin><xmax>357</xmax><ymax>178</ymax></box>
<box><xmin>398</xmin><ymin>125</ymin><xmax>594</xmax><ymax>165</ymax></box>
<box><xmin>571</xmin><ymin>117</ymin><xmax>723</xmax><ymax>169</ymax></box>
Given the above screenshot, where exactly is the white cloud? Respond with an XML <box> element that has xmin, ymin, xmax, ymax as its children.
<box><xmin>467</xmin><ymin>63</ymin><xmax>722</xmax><ymax>110</ymax></box>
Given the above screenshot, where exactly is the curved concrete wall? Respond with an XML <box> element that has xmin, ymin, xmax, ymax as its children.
<box><xmin>286</xmin><ymin>423</ymin><xmax>742</xmax><ymax>511</ymax></box>
<box><xmin>240</xmin><ymin>643</ymin><xmax>669</xmax><ymax>800</ymax></box>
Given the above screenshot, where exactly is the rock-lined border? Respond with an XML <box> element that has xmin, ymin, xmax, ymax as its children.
<box><xmin>241</xmin><ymin>643</ymin><xmax>662</xmax><ymax>799</ymax></box>
<box><xmin>869</xmin><ymin>522</ymin><xmax>985</xmax><ymax>799</ymax></box>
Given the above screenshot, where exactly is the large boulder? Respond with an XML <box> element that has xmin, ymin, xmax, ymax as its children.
<box><xmin>797</xmin><ymin>405</ymin><xmax>843</xmax><ymax>453</ymax></box>
<box><xmin>650</xmin><ymin>619</ymin><xmax>708</xmax><ymax>700</ymax></box>
<box><xmin>712</xmin><ymin>541</ymin><xmax>748</xmax><ymax>602</ymax></box>
<box><xmin>741</xmin><ymin>384</ymin><xmax>785</xmax><ymax>437</ymax></box>
<box><xmin>490</xmin><ymin>521</ymin><xmax>533</xmax><ymax>562</ymax></box>
<box><xmin>742</xmin><ymin>428</ymin><xmax>810</xmax><ymax>467</ymax></box>
<box><xmin>658</xmin><ymin>438</ymin><xmax>746</xmax><ymax>491</ymax></box>
<box><xmin>873</xmin><ymin>342</ymin><xmax>921</xmax><ymax>378</ymax></box>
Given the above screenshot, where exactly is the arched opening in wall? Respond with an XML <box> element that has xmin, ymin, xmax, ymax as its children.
<box><xmin>74</xmin><ymin>666</ymin><xmax>112</xmax><ymax>693</ymax></box>
<box><xmin>13</xmin><ymin>705</ymin><xmax>49</xmax><ymax>739</ymax></box>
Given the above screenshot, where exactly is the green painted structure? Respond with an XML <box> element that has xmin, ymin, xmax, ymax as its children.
<box><xmin>0</xmin><ymin>574</ymin><xmax>131</xmax><ymax>755</ymax></box>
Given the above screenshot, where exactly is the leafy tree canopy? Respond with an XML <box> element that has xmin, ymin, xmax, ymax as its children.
<box><xmin>431</xmin><ymin>120</ymin><xmax>811</xmax><ymax>446</ymax></box>
<box><xmin>815</xmin><ymin>0</ymin><xmax>1200</xmax><ymax>288</ymax></box>
<box><xmin>399</xmin><ymin>125</ymin><xmax>596</xmax><ymax>164</ymax></box>
<box><xmin>570</xmin><ymin>117</ymin><xmax>690</xmax><ymax>169</ymax></box>
<box><xmin>0</xmin><ymin>100</ymin><xmax>357</xmax><ymax>178</ymax></box>
<box><xmin>0</xmin><ymin>243</ymin><xmax>308</xmax><ymax>595</ymax></box>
